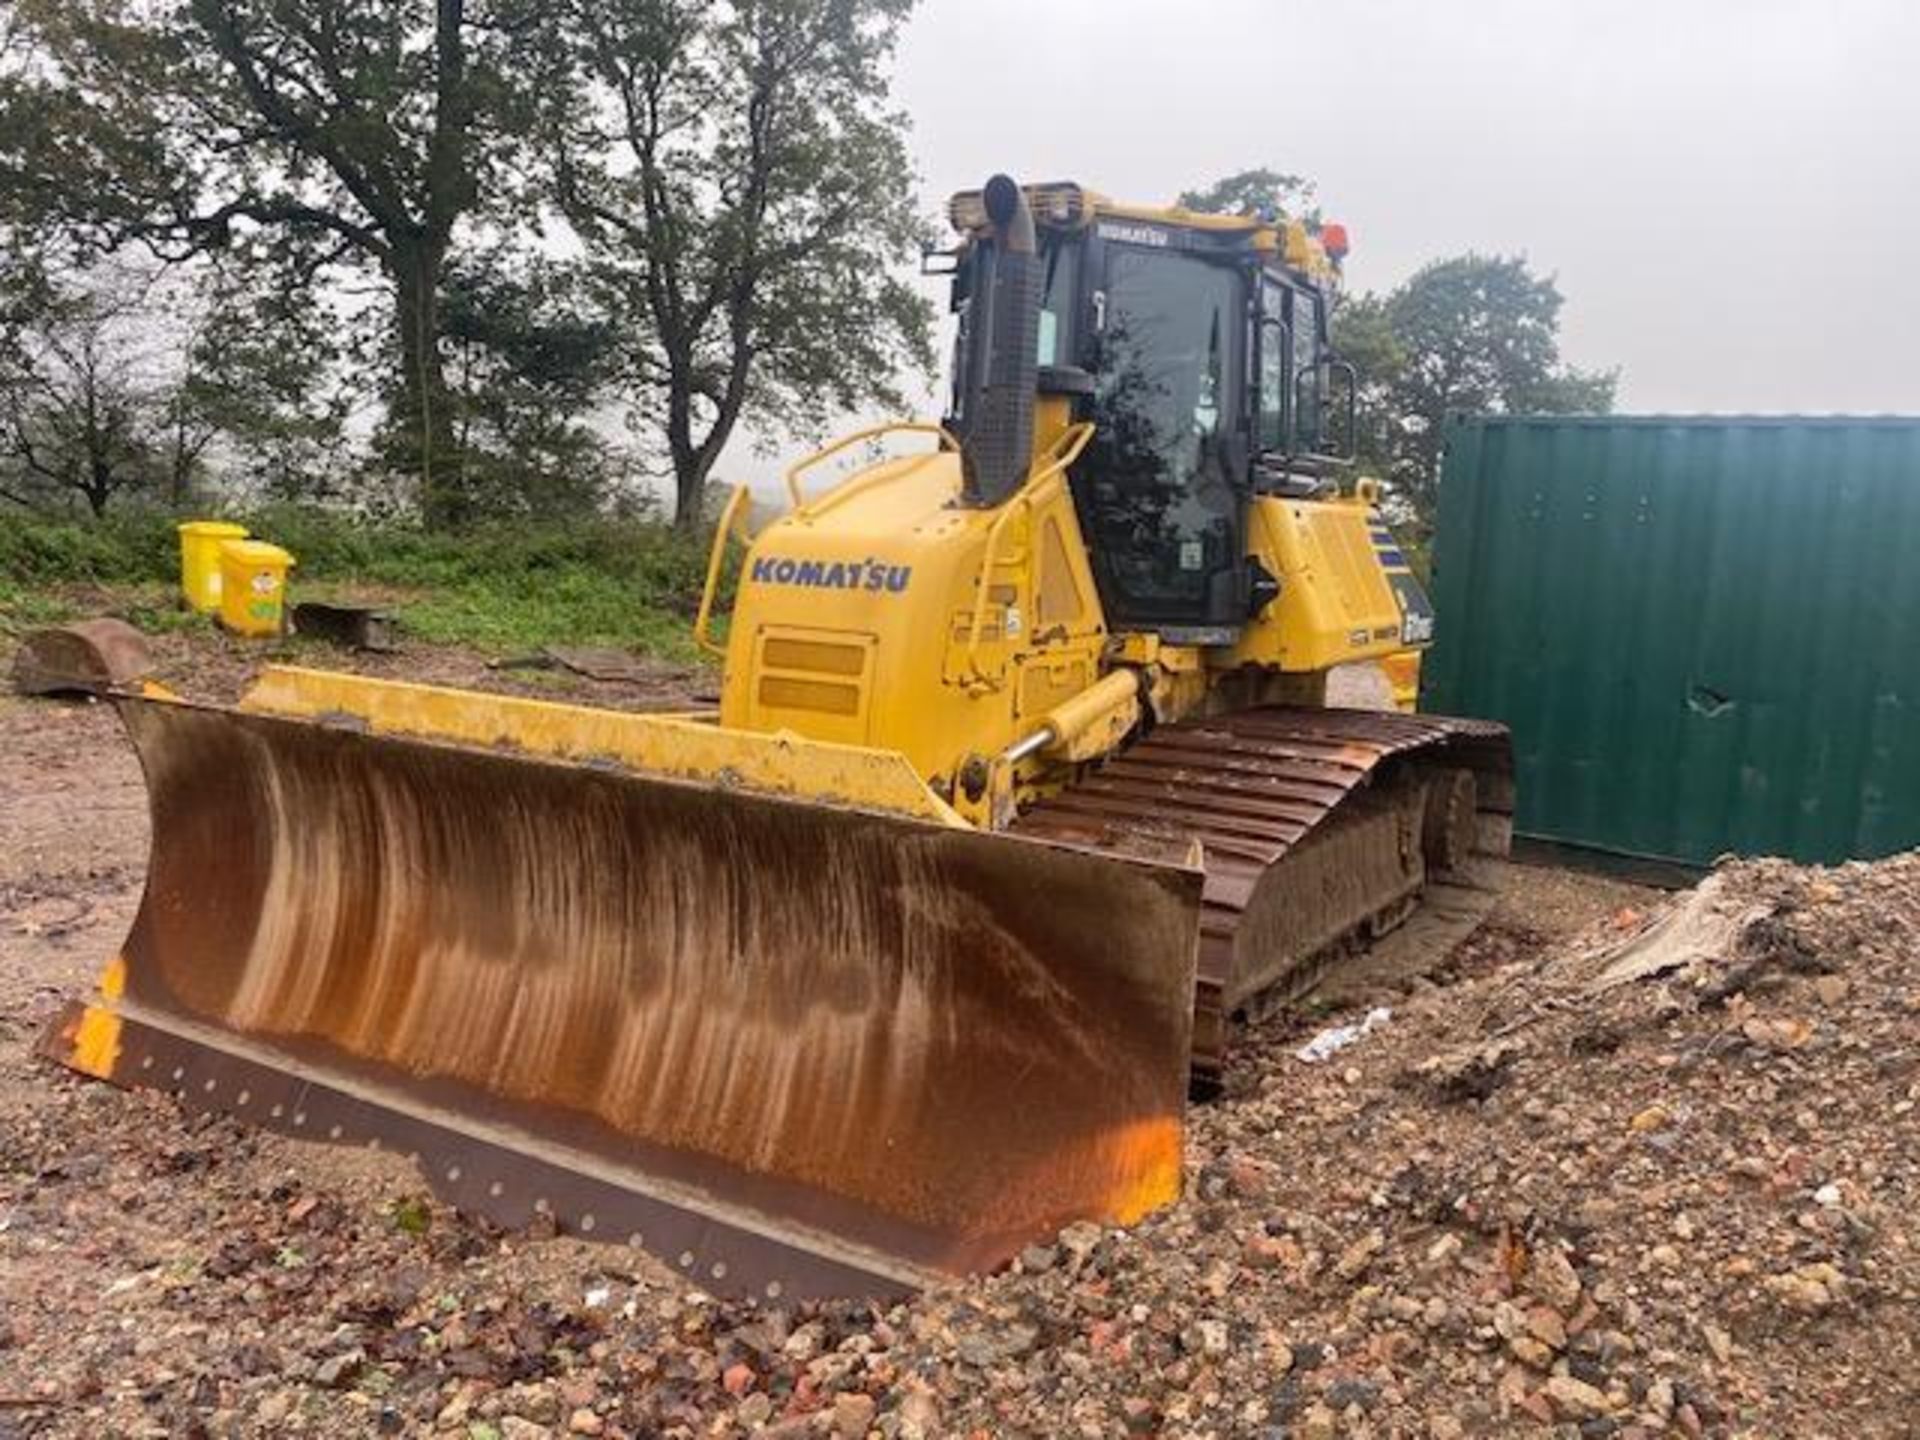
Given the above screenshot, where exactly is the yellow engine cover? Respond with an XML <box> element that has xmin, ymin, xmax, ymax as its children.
<box><xmin>719</xmin><ymin>445</ymin><xmax>1109</xmax><ymax>800</ymax></box>
<box><xmin>1225</xmin><ymin>493</ymin><xmax>1426</xmax><ymax>673</ymax></box>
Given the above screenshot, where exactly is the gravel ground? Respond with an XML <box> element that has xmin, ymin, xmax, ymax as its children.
<box><xmin>5</xmin><ymin>635</ymin><xmax>1915</xmax><ymax>1438</ymax></box>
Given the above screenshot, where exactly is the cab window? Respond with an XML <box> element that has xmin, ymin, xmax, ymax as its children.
<box><xmin>1256</xmin><ymin>279</ymin><xmax>1289</xmax><ymax>454</ymax></box>
<box><xmin>1291</xmin><ymin>288</ymin><xmax>1323</xmax><ymax>454</ymax></box>
<box><xmin>1078</xmin><ymin>244</ymin><xmax>1244</xmax><ymax>623</ymax></box>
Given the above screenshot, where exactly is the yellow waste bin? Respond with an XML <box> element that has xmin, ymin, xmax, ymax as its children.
<box><xmin>216</xmin><ymin>540</ymin><xmax>295</xmax><ymax>637</ymax></box>
<box><xmin>177</xmin><ymin>520</ymin><xmax>249</xmax><ymax>612</ymax></box>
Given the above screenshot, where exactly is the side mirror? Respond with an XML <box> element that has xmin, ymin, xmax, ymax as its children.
<box><xmin>1293</xmin><ymin>356</ymin><xmax>1359</xmax><ymax>463</ymax></box>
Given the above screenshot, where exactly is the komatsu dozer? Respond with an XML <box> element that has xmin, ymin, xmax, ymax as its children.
<box><xmin>42</xmin><ymin>176</ymin><xmax>1510</xmax><ymax>1299</ymax></box>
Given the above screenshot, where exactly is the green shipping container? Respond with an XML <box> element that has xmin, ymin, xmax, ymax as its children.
<box><xmin>1422</xmin><ymin>416</ymin><xmax>1920</xmax><ymax>867</ymax></box>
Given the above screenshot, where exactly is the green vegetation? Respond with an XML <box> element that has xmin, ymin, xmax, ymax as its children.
<box><xmin>0</xmin><ymin>509</ymin><xmax>717</xmax><ymax>658</ymax></box>
<box><xmin>0</xmin><ymin>0</ymin><xmax>927</xmax><ymax>528</ymax></box>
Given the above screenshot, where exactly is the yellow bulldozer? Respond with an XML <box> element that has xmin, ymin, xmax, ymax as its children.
<box><xmin>42</xmin><ymin>177</ymin><xmax>1510</xmax><ymax>1299</ymax></box>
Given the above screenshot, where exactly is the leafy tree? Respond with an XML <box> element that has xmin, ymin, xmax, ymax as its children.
<box><xmin>0</xmin><ymin>246</ymin><xmax>349</xmax><ymax>514</ymax></box>
<box><xmin>440</xmin><ymin>255</ymin><xmax>628</xmax><ymax>519</ymax></box>
<box><xmin>540</xmin><ymin>0</ymin><xmax>933</xmax><ymax>531</ymax></box>
<box><xmin>171</xmin><ymin>271</ymin><xmax>351</xmax><ymax>506</ymax></box>
<box><xmin>1335</xmin><ymin>254</ymin><xmax>1615</xmax><ymax>531</ymax></box>
<box><xmin>1178</xmin><ymin>166</ymin><xmax>1317</xmax><ymax>222</ymax></box>
<box><xmin>0</xmin><ymin>258</ymin><xmax>165</xmax><ymax>514</ymax></box>
<box><xmin>0</xmin><ymin>0</ymin><xmax>540</xmax><ymax>523</ymax></box>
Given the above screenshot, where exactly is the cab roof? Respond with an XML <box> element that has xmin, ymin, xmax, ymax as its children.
<box><xmin>946</xmin><ymin>180</ymin><xmax>1342</xmax><ymax>286</ymax></box>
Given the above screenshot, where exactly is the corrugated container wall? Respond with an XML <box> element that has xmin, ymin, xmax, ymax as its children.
<box><xmin>1422</xmin><ymin>416</ymin><xmax>1920</xmax><ymax>867</ymax></box>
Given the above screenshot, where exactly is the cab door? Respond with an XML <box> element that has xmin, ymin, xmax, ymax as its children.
<box><xmin>1074</xmin><ymin>239</ymin><xmax>1251</xmax><ymax>640</ymax></box>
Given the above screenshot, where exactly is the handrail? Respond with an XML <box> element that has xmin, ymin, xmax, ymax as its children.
<box><xmin>960</xmin><ymin>421</ymin><xmax>1096</xmax><ymax>690</ymax></box>
<box><xmin>693</xmin><ymin>483</ymin><xmax>754</xmax><ymax>658</ymax></box>
<box><xmin>785</xmin><ymin>421</ymin><xmax>959</xmax><ymax>513</ymax></box>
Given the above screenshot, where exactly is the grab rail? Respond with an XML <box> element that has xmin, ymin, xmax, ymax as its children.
<box><xmin>960</xmin><ymin>421</ymin><xmax>1095</xmax><ymax>690</ymax></box>
<box><xmin>693</xmin><ymin>483</ymin><xmax>754</xmax><ymax>658</ymax></box>
<box><xmin>785</xmin><ymin>421</ymin><xmax>960</xmax><ymax>513</ymax></box>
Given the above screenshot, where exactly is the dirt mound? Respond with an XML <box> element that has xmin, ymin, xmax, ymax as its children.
<box><xmin>887</xmin><ymin>853</ymin><xmax>1918</xmax><ymax>1439</ymax></box>
<box><xmin>3</xmin><ymin>685</ymin><xmax>1916</xmax><ymax>1440</ymax></box>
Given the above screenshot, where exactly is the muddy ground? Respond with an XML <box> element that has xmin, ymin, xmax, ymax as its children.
<box><xmin>2</xmin><ymin>633</ymin><xmax>1914</xmax><ymax>1438</ymax></box>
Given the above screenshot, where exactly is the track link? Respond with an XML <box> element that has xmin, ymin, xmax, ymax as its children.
<box><xmin>1012</xmin><ymin>707</ymin><xmax>1513</xmax><ymax>1079</ymax></box>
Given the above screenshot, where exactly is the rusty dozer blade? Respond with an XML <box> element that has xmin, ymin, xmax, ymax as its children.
<box><xmin>42</xmin><ymin>681</ymin><xmax>1202</xmax><ymax>1299</ymax></box>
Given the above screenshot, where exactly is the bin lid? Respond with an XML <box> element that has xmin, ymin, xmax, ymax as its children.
<box><xmin>179</xmin><ymin>520</ymin><xmax>250</xmax><ymax>538</ymax></box>
<box><xmin>218</xmin><ymin>539</ymin><xmax>295</xmax><ymax>566</ymax></box>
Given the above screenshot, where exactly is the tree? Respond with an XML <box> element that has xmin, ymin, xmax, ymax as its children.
<box><xmin>541</xmin><ymin>0</ymin><xmax>933</xmax><ymax>531</ymax></box>
<box><xmin>1178</xmin><ymin>166</ymin><xmax>1317</xmax><ymax>222</ymax></box>
<box><xmin>440</xmin><ymin>254</ymin><xmax>628</xmax><ymax>519</ymax></box>
<box><xmin>170</xmin><ymin>269</ymin><xmax>351</xmax><ymax>506</ymax></box>
<box><xmin>1335</xmin><ymin>254</ymin><xmax>1616</xmax><ymax>531</ymax></box>
<box><xmin>0</xmin><ymin>258</ymin><xmax>163</xmax><ymax>514</ymax></box>
<box><xmin>0</xmin><ymin>244</ymin><xmax>350</xmax><ymax>513</ymax></box>
<box><xmin>0</xmin><ymin>0</ymin><xmax>539</xmax><ymax>523</ymax></box>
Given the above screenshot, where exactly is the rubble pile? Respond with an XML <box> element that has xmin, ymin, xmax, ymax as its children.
<box><xmin>3</xmin><ymin>854</ymin><xmax>1916</xmax><ymax>1438</ymax></box>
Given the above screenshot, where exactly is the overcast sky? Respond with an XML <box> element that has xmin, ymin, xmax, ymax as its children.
<box><xmin>894</xmin><ymin>0</ymin><xmax>1918</xmax><ymax>413</ymax></box>
<box><xmin>724</xmin><ymin>0</ymin><xmax>1917</xmax><ymax>491</ymax></box>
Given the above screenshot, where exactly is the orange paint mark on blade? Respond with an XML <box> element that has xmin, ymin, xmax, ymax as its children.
<box><xmin>1100</xmin><ymin>1117</ymin><xmax>1185</xmax><ymax>1225</ymax></box>
<box><xmin>65</xmin><ymin>956</ymin><xmax>130</xmax><ymax>1078</ymax></box>
<box><xmin>69</xmin><ymin>1006</ymin><xmax>124</xmax><ymax>1078</ymax></box>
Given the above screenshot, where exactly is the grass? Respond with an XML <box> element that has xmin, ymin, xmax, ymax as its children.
<box><xmin>0</xmin><ymin>507</ymin><xmax>719</xmax><ymax>659</ymax></box>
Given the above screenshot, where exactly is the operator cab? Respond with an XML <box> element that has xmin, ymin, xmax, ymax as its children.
<box><xmin>939</xmin><ymin>183</ymin><xmax>1356</xmax><ymax>642</ymax></box>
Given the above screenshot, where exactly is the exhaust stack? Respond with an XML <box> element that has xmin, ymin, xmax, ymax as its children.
<box><xmin>959</xmin><ymin>174</ymin><xmax>1041</xmax><ymax>507</ymax></box>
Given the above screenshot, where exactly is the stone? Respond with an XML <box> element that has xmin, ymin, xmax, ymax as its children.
<box><xmin>1298</xmin><ymin>1402</ymin><xmax>1339</xmax><ymax>1440</ymax></box>
<box><xmin>1813</xmin><ymin>975</ymin><xmax>1850</xmax><ymax>1007</ymax></box>
<box><xmin>1529</xmin><ymin>1246</ymin><xmax>1583</xmax><ymax>1313</ymax></box>
<box><xmin>1546</xmin><ymin>1374</ymin><xmax>1615</xmax><ymax>1421</ymax></box>
<box><xmin>1335</xmin><ymin>1229</ymin><xmax>1385</xmax><ymax>1282</ymax></box>
<box><xmin>255</xmin><ymin>1393</ymin><xmax>293</xmax><ymax>1426</ymax></box>
<box><xmin>1526</xmin><ymin>1306</ymin><xmax>1568</xmax><ymax>1351</ymax></box>
<box><xmin>1742</xmin><ymin>1016</ymin><xmax>1814</xmax><ymax>1050</ymax></box>
<box><xmin>566</xmin><ymin>1410</ymin><xmax>603</xmax><ymax>1436</ymax></box>
<box><xmin>1018</xmin><ymin>1244</ymin><xmax>1058</xmax><ymax>1273</ymax></box>
<box><xmin>312</xmin><ymin>1348</ymin><xmax>364</xmax><ymax>1388</ymax></box>
<box><xmin>783</xmin><ymin>1324</ymin><xmax>824</xmax><ymax>1361</ymax></box>
<box><xmin>1182</xmin><ymin>1319</ymin><xmax>1229</xmax><ymax>1358</ymax></box>
<box><xmin>1509</xmin><ymin>1337</ymin><xmax>1555</xmax><ymax>1370</ymax></box>
<box><xmin>1058</xmin><ymin>1221</ymin><xmax>1104</xmax><ymax>1260</ymax></box>
<box><xmin>722</xmin><ymin>1363</ymin><xmax>756</xmax><ymax>1396</ymax></box>
<box><xmin>1645</xmin><ymin>1377</ymin><xmax>1676</xmax><ymax>1421</ymax></box>
<box><xmin>1227</xmin><ymin>1154</ymin><xmax>1275</xmax><ymax>1199</ymax></box>
<box><xmin>895</xmin><ymin>1387</ymin><xmax>941</xmax><ymax>1438</ymax></box>
<box><xmin>500</xmin><ymin>1419</ymin><xmax>550</xmax><ymax>1440</ymax></box>
<box><xmin>831</xmin><ymin>1391</ymin><xmax>877</xmax><ymax>1437</ymax></box>
<box><xmin>1516</xmin><ymin>1389</ymin><xmax>1558</xmax><ymax>1425</ymax></box>
<box><xmin>1768</xmin><ymin>1265</ymin><xmax>1842</xmax><ymax>1313</ymax></box>
<box><xmin>513</xmin><ymin>1387</ymin><xmax>561</xmax><ymax>1426</ymax></box>
<box><xmin>737</xmin><ymin>1394</ymin><xmax>773</xmax><ymax>1426</ymax></box>
<box><xmin>1701</xmin><ymin>1323</ymin><xmax>1733</xmax><ymax>1364</ymax></box>
<box><xmin>1324</xmin><ymin>1378</ymin><xmax>1380</xmax><ymax>1411</ymax></box>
